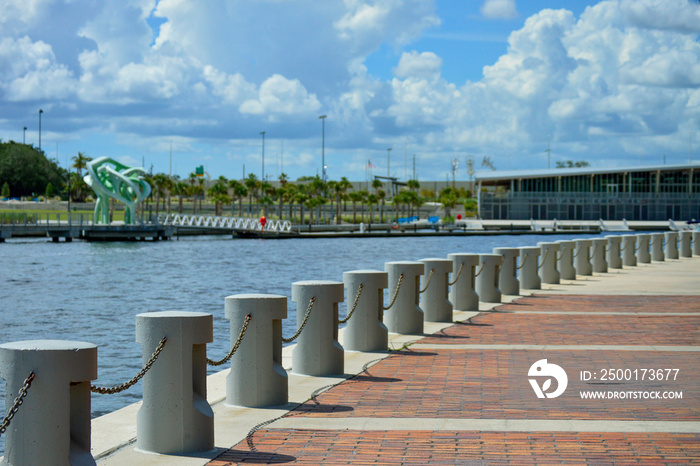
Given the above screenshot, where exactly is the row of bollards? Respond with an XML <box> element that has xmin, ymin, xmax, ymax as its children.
<box><xmin>1</xmin><ymin>230</ymin><xmax>698</xmax><ymax>464</ymax></box>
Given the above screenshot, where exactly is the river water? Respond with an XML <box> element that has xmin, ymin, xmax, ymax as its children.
<box><xmin>0</xmin><ymin>231</ymin><xmax>616</xmax><ymax>450</ymax></box>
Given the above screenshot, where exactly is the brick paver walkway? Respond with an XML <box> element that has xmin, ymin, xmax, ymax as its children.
<box><xmin>208</xmin><ymin>293</ymin><xmax>700</xmax><ymax>465</ymax></box>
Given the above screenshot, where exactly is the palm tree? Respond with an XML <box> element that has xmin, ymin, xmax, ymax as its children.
<box><xmin>377</xmin><ymin>188</ymin><xmax>386</xmax><ymax>223</ymax></box>
<box><xmin>347</xmin><ymin>191</ymin><xmax>362</xmax><ymax>223</ymax></box>
<box><xmin>367</xmin><ymin>193</ymin><xmax>378</xmax><ymax>224</ymax></box>
<box><xmin>72</xmin><ymin>152</ymin><xmax>92</xmax><ymax>178</ymax></box>
<box><xmin>208</xmin><ymin>179</ymin><xmax>230</xmax><ymax>216</ymax></box>
<box><xmin>244</xmin><ymin>174</ymin><xmax>260</xmax><ymax>216</ymax></box>
<box><xmin>189</xmin><ymin>185</ymin><xmax>204</xmax><ymax>214</ymax></box>
<box><xmin>439</xmin><ymin>187</ymin><xmax>458</xmax><ymax>220</ymax></box>
<box><xmin>229</xmin><ymin>180</ymin><xmax>248</xmax><ymax>217</ymax></box>
<box><xmin>172</xmin><ymin>181</ymin><xmax>189</xmax><ymax>213</ymax></box>
<box><xmin>295</xmin><ymin>191</ymin><xmax>309</xmax><ymax>225</ymax></box>
<box><xmin>278</xmin><ymin>172</ymin><xmax>289</xmax><ymax>187</ymax></box>
<box><xmin>152</xmin><ymin>173</ymin><xmax>170</xmax><ymax>215</ymax></box>
<box><xmin>357</xmin><ymin>190</ymin><xmax>368</xmax><ymax>222</ymax></box>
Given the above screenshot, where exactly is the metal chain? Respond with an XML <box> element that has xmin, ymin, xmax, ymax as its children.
<box><xmin>516</xmin><ymin>254</ymin><xmax>529</xmax><ymax>270</ymax></box>
<box><xmin>418</xmin><ymin>269</ymin><xmax>435</xmax><ymax>293</ymax></box>
<box><xmin>537</xmin><ymin>249</ymin><xmax>549</xmax><ymax>270</ymax></box>
<box><xmin>447</xmin><ymin>263</ymin><xmax>464</xmax><ymax>286</ymax></box>
<box><xmin>91</xmin><ymin>337</ymin><xmax>167</xmax><ymax>394</ymax></box>
<box><xmin>0</xmin><ymin>371</ymin><xmax>35</xmax><ymax>435</ymax></box>
<box><xmin>382</xmin><ymin>274</ymin><xmax>404</xmax><ymax>310</ymax></box>
<box><xmin>572</xmin><ymin>247</ymin><xmax>581</xmax><ymax>258</ymax></box>
<box><xmin>473</xmin><ymin>262</ymin><xmax>486</xmax><ymax>277</ymax></box>
<box><xmin>206</xmin><ymin>314</ymin><xmax>252</xmax><ymax>366</ymax></box>
<box><xmin>282</xmin><ymin>297</ymin><xmax>316</xmax><ymax>343</ymax></box>
<box><xmin>339</xmin><ymin>284</ymin><xmax>364</xmax><ymax>324</ymax></box>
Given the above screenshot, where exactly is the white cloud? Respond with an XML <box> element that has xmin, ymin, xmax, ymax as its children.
<box><xmin>240</xmin><ymin>75</ymin><xmax>322</xmax><ymax>117</ymax></box>
<box><xmin>393</xmin><ymin>51</ymin><xmax>442</xmax><ymax>80</ymax></box>
<box><xmin>481</xmin><ymin>0</ymin><xmax>518</xmax><ymax>20</ymax></box>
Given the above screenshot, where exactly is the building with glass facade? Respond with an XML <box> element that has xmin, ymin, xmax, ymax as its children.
<box><xmin>476</xmin><ymin>163</ymin><xmax>700</xmax><ymax>221</ymax></box>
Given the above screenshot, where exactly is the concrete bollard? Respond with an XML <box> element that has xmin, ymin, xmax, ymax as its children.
<box><xmin>606</xmin><ymin>235</ymin><xmax>623</xmax><ymax>269</ymax></box>
<box><xmin>574</xmin><ymin>239</ymin><xmax>593</xmax><ymax>276</ymax></box>
<box><xmin>418</xmin><ymin>258</ymin><xmax>453</xmax><ymax>322</ymax></box>
<box><xmin>225</xmin><ymin>294</ymin><xmax>287</xmax><ymax>408</ymax></box>
<box><xmin>0</xmin><ymin>340</ymin><xmax>97</xmax><ymax>466</ymax></box>
<box><xmin>493</xmin><ymin>247</ymin><xmax>520</xmax><ymax>295</ymax></box>
<box><xmin>518</xmin><ymin>247</ymin><xmax>541</xmax><ymax>290</ymax></box>
<box><xmin>636</xmin><ymin>234</ymin><xmax>651</xmax><ymax>264</ymax></box>
<box><xmin>556</xmin><ymin>240</ymin><xmax>577</xmax><ymax>280</ymax></box>
<box><xmin>476</xmin><ymin>254</ymin><xmax>503</xmax><ymax>302</ymax></box>
<box><xmin>664</xmin><ymin>231</ymin><xmax>679</xmax><ymax>259</ymax></box>
<box><xmin>342</xmin><ymin>270</ymin><xmax>389</xmax><ymax>352</ymax></box>
<box><xmin>679</xmin><ymin>231</ymin><xmax>692</xmax><ymax>258</ymax></box>
<box><xmin>291</xmin><ymin>280</ymin><xmax>344</xmax><ymax>376</ymax></box>
<box><xmin>651</xmin><ymin>233</ymin><xmax>665</xmax><ymax>261</ymax></box>
<box><xmin>693</xmin><ymin>232</ymin><xmax>700</xmax><ymax>256</ymax></box>
<box><xmin>621</xmin><ymin>235</ymin><xmax>637</xmax><ymax>266</ymax></box>
<box><xmin>136</xmin><ymin>311</ymin><xmax>214</xmax><ymax>455</ymax></box>
<box><xmin>384</xmin><ymin>261</ymin><xmax>425</xmax><ymax>334</ymax></box>
<box><xmin>538</xmin><ymin>242</ymin><xmax>560</xmax><ymax>284</ymax></box>
<box><xmin>448</xmin><ymin>253</ymin><xmax>480</xmax><ymax>311</ymax></box>
<box><xmin>591</xmin><ymin>238</ymin><xmax>608</xmax><ymax>273</ymax></box>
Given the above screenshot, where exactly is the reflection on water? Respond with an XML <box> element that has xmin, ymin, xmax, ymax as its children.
<box><xmin>0</xmin><ymin>232</ymin><xmax>613</xmax><ymax>429</ymax></box>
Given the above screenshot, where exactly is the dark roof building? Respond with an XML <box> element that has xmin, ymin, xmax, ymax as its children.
<box><xmin>475</xmin><ymin>163</ymin><xmax>700</xmax><ymax>221</ymax></box>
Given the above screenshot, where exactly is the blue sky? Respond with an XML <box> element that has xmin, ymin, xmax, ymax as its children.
<box><xmin>1</xmin><ymin>0</ymin><xmax>699</xmax><ymax>183</ymax></box>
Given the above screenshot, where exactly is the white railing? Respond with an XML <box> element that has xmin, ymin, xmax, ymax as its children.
<box><xmin>160</xmin><ymin>214</ymin><xmax>292</xmax><ymax>233</ymax></box>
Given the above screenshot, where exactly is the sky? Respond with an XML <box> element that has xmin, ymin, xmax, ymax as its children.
<box><xmin>1</xmin><ymin>0</ymin><xmax>700</xmax><ymax>183</ymax></box>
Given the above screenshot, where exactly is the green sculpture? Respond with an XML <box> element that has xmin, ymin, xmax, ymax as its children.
<box><xmin>84</xmin><ymin>157</ymin><xmax>151</xmax><ymax>225</ymax></box>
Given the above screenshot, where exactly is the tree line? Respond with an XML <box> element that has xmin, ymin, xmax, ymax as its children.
<box><xmin>0</xmin><ymin>141</ymin><xmax>477</xmax><ymax>223</ymax></box>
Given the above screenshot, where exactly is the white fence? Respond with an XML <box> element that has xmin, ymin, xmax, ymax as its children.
<box><xmin>159</xmin><ymin>214</ymin><xmax>292</xmax><ymax>233</ymax></box>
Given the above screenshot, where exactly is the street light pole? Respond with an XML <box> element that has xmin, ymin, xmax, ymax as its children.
<box><xmin>386</xmin><ymin>148</ymin><xmax>392</xmax><ymax>177</ymax></box>
<box><xmin>38</xmin><ymin>109</ymin><xmax>43</xmax><ymax>151</ymax></box>
<box><xmin>23</xmin><ymin>126</ymin><xmax>27</xmax><ymax>144</ymax></box>
<box><xmin>260</xmin><ymin>131</ymin><xmax>266</xmax><ymax>181</ymax></box>
<box><xmin>319</xmin><ymin>115</ymin><xmax>327</xmax><ymax>181</ymax></box>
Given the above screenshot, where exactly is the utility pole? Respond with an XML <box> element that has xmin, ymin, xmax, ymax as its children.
<box><xmin>545</xmin><ymin>135</ymin><xmax>552</xmax><ymax>169</ymax></box>
<box><xmin>38</xmin><ymin>109</ymin><xmax>43</xmax><ymax>151</ymax></box>
<box><xmin>387</xmin><ymin>148</ymin><xmax>392</xmax><ymax>177</ymax></box>
<box><xmin>413</xmin><ymin>154</ymin><xmax>416</xmax><ymax>181</ymax></box>
<box><xmin>319</xmin><ymin>115</ymin><xmax>326</xmax><ymax>181</ymax></box>
<box><xmin>260</xmin><ymin>131</ymin><xmax>266</xmax><ymax>181</ymax></box>
<box><xmin>169</xmin><ymin>140</ymin><xmax>172</xmax><ymax>178</ymax></box>
<box><xmin>23</xmin><ymin>126</ymin><xmax>27</xmax><ymax>144</ymax></box>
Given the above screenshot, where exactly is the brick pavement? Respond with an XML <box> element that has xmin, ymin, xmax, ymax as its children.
<box><xmin>207</xmin><ymin>293</ymin><xmax>700</xmax><ymax>465</ymax></box>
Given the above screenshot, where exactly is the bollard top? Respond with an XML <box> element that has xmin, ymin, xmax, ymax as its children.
<box><xmin>537</xmin><ymin>242</ymin><xmax>560</xmax><ymax>249</ymax></box>
<box><xmin>518</xmin><ymin>246</ymin><xmax>540</xmax><ymax>253</ymax></box>
<box><xmin>605</xmin><ymin>235</ymin><xmax>622</xmax><ymax>243</ymax></box>
<box><xmin>292</xmin><ymin>280</ymin><xmax>343</xmax><ymax>287</ymax></box>
<box><xmin>575</xmin><ymin>239</ymin><xmax>593</xmax><ymax>246</ymax></box>
<box><xmin>493</xmin><ymin>247</ymin><xmax>520</xmax><ymax>254</ymax></box>
<box><xmin>418</xmin><ymin>258</ymin><xmax>453</xmax><ymax>264</ymax></box>
<box><xmin>385</xmin><ymin>260</ymin><xmax>424</xmax><ymax>265</ymax></box>
<box><xmin>136</xmin><ymin>310</ymin><xmax>212</xmax><ymax>319</ymax></box>
<box><xmin>343</xmin><ymin>269</ymin><xmax>386</xmax><ymax>276</ymax></box>
<box><xmin>0</xmin><ymin>340</ymin><xmax>96</xmax><ymax>351</ymax></box>
<box><xmin>447</xmin><ymin>252</ymin><xmax>479</xmax><ymax>259</ymax></box>
<box><xmin>555</xmin><ymin>240</ymin><xmax>576</xmax><ymax>246</ymax></box>
<box><xmin>226</xmin><ymin>293</ymin><xmax>287</xmax><ymax>301</ymax></box>
<box><xmin>591</xmin><ymin>237</ymin><xmax>607</xmax><ymax>243</ymax></box>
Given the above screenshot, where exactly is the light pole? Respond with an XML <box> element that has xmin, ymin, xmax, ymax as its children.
<box><xmin>23</xmin><ymin>126</ymin><xmax>27</xmax><ymax>144</ymax></box>
<box><xmin>386</xmin><ymin>148</ymin><xmax>392</xmax><ymax>177</ymax></box>
<box><xmin>319</xmin><ymin>115</ymin><xmax>327</xmax><ymax>181</ymax></box>
<box><xmin>260</xmin><ymin>131</ymin><xmax>265</xmax><ymax>181</ymax></box>
<box><xmin>38</xmin><ymin>109</ymin><xmax>43</xmax><ymax>151</ymax></box>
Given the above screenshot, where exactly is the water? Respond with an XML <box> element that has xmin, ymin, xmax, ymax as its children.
<box><xmin>0</xmin><ymin>231</ymin><xmax>616</xmax><ymax>451</ymax></box>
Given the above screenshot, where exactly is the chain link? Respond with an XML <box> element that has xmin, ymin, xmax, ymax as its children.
<box><xmin>447</xmin><ymin>263</ymin><xmax>464</xmax><ymax>286</ymax></box>
<box><xmin>0</xmin><ymin>371</ymin><xmax>35</xmax><ymax>435</ymax></box>
<box><xmin>382</xmin><ymin>274</ymin><xmax>404</xmax><ymax>310</ymax></box>
<box><xmin>537</xmin><ymin>249</ymin><xmax>549</xmax><ymax>269</ymax></box>
<box><xmin>91</xmin><ymin>337</ymin><xmax>167</xmax><ymax>395</ymax></box>
<box><xmin>418</xmin><ymin>269</ymin><xmax>435</xmax><ymax>294</ymax></box>
<box><xmin>282</xmin><ymin>297</ymin><xmax>316</xmax><ymax>343</ymax></box>
<box><xmin>207</xmin><ymin>314</ymin><xmax>252</xmax><ymax>366</ymax></box>
<box><xmin>473</xmin><ymin>263</ymin><xmax>485</xmax><ymax>277</ymax></box>
<box><xmin>339</xmin><ymin>284</ymin><xmax>363</xmax><ymax>324</ymax></box>
<box><xmin>516</xmin><ymin>253</ymin><xmax>529</xmax><ymax>270</ymax></box>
